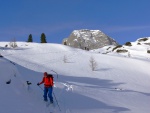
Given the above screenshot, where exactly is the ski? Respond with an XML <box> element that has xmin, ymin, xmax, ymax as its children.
<box><xmin>44</xmin><ymin>101</ymin><xmax>56</xmax><ymax>113</ymax></box>
<box><xmin>49</xmin><ymin>103</ymin><xmax>56</xmax><ymax>113</ymax></box>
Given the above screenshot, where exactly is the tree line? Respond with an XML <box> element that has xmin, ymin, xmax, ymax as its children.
<box><xmin>27</xmin><ymin>33</ymin><xmax>47</xmax><ymax>43</ymax></box>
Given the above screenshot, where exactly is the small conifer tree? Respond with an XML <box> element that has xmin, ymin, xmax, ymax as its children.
<box><xmin>27</xmin><ymin>34</ymin><xmax>33</xmax><ymax>42</ymax></box>
<box><xmin>40</xmin><ymin>33</ymin><xmax>47</xmax><ymax>43</ymax></box>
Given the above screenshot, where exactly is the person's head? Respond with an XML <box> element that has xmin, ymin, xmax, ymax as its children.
<box><xmin>44</xmin><ymin>72</ymin><xmax>48</xmax><ymax>77</ymax></box>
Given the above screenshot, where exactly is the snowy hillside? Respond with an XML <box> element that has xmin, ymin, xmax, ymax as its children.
<box><xmin>93</xmin><ymin>37</ymin><xmax>150</xmax><ymax>60</ymax></box>
<box><xmin>0</xmin><ymin>41</ymin><xmax>150</xmax><ymax>113</ymax></box>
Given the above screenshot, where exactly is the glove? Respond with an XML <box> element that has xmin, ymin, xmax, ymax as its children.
<box><xmin>37</xmin><ymin>83</ymin><xmax>40</xmax><ymax>86</ymax></box>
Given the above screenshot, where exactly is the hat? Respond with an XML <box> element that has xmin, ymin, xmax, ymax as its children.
<box><xmin>44</xmin><ymin>72</ymin><xmax>47</xmax><ymax>76</ymax></box>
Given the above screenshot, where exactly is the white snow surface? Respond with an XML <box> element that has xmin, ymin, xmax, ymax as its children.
<box><xmin>72</xmin><ymin>29</ymin><xmax>101</xmax><ymax>39</ymax></box>
<box><xmin>0</xmin><ymin>41</ymin><xmax>150</xmax><ymax>113</ymax></box>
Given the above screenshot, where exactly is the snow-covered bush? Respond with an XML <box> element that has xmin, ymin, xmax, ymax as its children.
<box><xmin>137</xmin><ymin>43</ymin><xmax>141</xmax><ymax>45</ymax></box>
<box><xmin>9</xmin><ymin>38</ymin><xmax>17</xmax><ymax>48</ymax></box>
<box><xmin>125</xmin><ymin>42</ymin><xmax>132</xmax><ymax>46</ymax></box>
<box><xmin>89</xmin><ymin>56</ymin><xmax>98</xmax><ymax>71</ymax></box>
<box><xmin>147</xmin><ymin>50</ymin><xmax>150</xmax><ymax>53</ymax></box>
<box><xmin>63</xmin><ymin>55</ymin><xmax>68</xmax><ymax>63</ymax></box>
<box><xmin>138</xmin><ymin>38</ymin><xmax>148</xmax><ymax>42</ymax></box>
<box><xmin>112</xmin><ymin>45</ymin><xmax>122</xmax><ymax>51</ymax></box>
<box><xmin>0</xmin><ymin>54</ymin><xmax>3</xmax><ymax>57</ymax></box>
<box><xmin>116</xmin><ymin>49</ymin><xmax>128</xmax><ymax>53</ymax></box>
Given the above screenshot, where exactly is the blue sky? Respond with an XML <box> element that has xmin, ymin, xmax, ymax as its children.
<box><xmin>0</xmin><ymin>0</ymin><xmax>150</xmax><ymax>44</ymax></box>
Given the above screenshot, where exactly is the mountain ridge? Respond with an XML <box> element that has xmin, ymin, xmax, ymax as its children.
<box><xmin>62</xmin><ymin>29</ymin><xmax>118</xmax><ymax>50</ymax></box>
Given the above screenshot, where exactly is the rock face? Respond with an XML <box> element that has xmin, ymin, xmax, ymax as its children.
<box><xmin>63</xmin><ymin>29</ymin><xmax>118</xmax><ymax>50</ymax></box>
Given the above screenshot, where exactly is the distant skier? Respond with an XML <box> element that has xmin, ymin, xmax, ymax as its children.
<box><xmin>37</xmin><ymin>72</ymin><xmax>54</xmax><ymax>103</ymax></box>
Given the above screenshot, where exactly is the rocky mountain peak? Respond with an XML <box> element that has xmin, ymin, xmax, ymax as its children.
<box><xmin>63</xmin><ymin>29</ymin><xmax>118</xmax><ymax>50</ymax></box>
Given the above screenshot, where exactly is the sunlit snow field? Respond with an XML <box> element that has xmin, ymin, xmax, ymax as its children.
<box><xmin>0</xmin><ymin>40</ymin><xmax>150</xmax><ymax>113</ymax></box>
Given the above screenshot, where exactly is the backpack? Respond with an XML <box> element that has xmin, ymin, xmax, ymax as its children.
<box><xmin>47</xmin><ymin>74</ymin><xmax>54</xmax><ymax>86</ymax></box>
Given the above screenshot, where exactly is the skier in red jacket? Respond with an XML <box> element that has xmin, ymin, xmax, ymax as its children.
<box><xmin>37</xmin><ymin>72</ymin><xmax>54</xmax><ymax>103</ymax></box>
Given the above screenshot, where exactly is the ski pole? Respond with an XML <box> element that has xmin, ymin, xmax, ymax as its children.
<box><xmin>38</xmin><ymin>85</ymin><xmax>44</xmax><ymax>91</ymax></box>
<box><xmin>51</xmin><ymin>70</ymin><xmax>58</xmax><ymax>79</ymax></box>
<box><xmin>53</xmin><ymin>92</ymin><xmax>61</xmax><ymax>111</ymax></box>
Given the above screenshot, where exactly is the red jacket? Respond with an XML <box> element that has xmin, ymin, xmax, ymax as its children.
<box><xmin>40</xmin><ymin>76</ymin><xmax>53</xmax><ymax>87</ymax></box>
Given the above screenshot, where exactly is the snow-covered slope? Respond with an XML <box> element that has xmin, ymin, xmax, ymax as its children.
<box><xmin>0</xmin><ymin>41</ymin><xmax>150</xmax><ymax>113</ymax></box>
<box><xmin>93</xmin><ymin>37</ymin><xmax>150</xmax><ymax>60</ymax></box>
